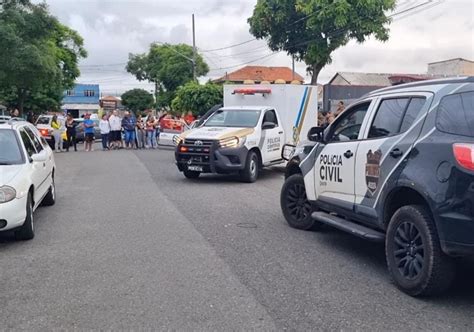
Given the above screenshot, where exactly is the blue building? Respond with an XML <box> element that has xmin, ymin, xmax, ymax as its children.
<box><xmin>61</xmin><ymin>84</ymin><xmax>100</xmax><ymax>118</ymax></box>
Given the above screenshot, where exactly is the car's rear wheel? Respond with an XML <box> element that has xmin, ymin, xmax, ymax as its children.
<box><xmin>240</xmin><ymin>150</ymin><xmax>259</xmax><ymax>183</ymax></box>
<box><xmin>15</xmin><ymin>192</ymin><xmax>35</xmax><ymax>241</ymax></box>
<box><xmin>41</xmin><ymin>176</ymin><xmax>56</xmax><ymax>206</ymax></box>
<box><xmin>386</xmin><ymin>205</ymin><xmax>454</xmax><ymax>296</ymax></box>
<box><xmin>183</xmin><ymin>170</ymin><xmax>200</xmax><ymax>179</ymax></box>
<box><xmin>280</xmin><ymin>174</ymin><xmax>321</xmax><ymax>230</ymax></box>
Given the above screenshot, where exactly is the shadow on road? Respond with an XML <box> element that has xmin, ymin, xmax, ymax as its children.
<box><xmin>311</xmin><ymin>226</ymin><xmax>474</xmax><ymax>304</ymax></box>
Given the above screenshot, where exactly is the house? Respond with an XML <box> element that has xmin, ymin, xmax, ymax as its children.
<box><xmin>428</xmin><ymin>58</ymin><xmax>474</xmax><ymax>76</ymax></box>
<box><xmin>100</xmin><ymin>95</ymin><xmax>122</xmax><ymax>112</ymax></box>
<box><xmin>61</xmin><ymin>84</ymin><xmax>100</xmax><ymax>118</ymax></box>
<box><xmin>213</xmin><ymin>66</ymin><xmax>304</xmax><ymax>84</ymax></box>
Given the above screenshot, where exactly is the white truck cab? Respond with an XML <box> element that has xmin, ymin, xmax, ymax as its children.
<box><xmin>174</xmin><ymin>84</ymin><xmax>319</xmax><ymax>182</ymax></box>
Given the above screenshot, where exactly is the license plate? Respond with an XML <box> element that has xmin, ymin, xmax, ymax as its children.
<box><xmin>188</xmin><ymin>165</ymin><xmax>203</xmax><ymax>172</ymax></box>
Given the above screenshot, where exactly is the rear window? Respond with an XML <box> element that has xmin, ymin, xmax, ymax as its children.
<box><xmin>36</xmin><ymin>116</ymin><xmax>51</xmax><ymax>125</ymax></box>
<box><xmin>436</xmin><ymin>91</ymin><xmax>474</xmax><ymax>137</ymax></box>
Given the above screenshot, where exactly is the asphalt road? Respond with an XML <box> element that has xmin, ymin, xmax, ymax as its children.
<box><xmin>1</xmin><ymin>146</ymin><xmax>473</xmax><ymax>330</ymax></box>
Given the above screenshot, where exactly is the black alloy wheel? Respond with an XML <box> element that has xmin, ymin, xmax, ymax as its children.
<box><xmin>280</xmin><ymin>174</ymin><xmax>320</xmax><ymax>230</ymax></box>
<box><xmin>393</xmin><ymin>221</ymin><xmax>425</xmax><ymax>280</ymax></box>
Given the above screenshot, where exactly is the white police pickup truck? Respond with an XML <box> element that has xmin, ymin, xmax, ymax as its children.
<box><xmin>174</xmin><ymin>84</ymin><xmax>319</xmax><ymax>182</ymax></box>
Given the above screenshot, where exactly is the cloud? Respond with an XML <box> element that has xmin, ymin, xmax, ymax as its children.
<box><xmin>40</xmin><ymin>0</ymin><xmax>474</xmax><ymax>93</ymax></box>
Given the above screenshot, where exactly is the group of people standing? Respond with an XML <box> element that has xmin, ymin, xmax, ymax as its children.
<box><xmin>318</xmin><ymin>101</ymin><xmax>345</xmax><ymax>127</ymax></box>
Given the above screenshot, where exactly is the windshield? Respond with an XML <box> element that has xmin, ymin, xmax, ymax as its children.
<box><xmin>36</xmin><ymin>116</ymin><xmax>50</xmax><ymax>125</ymax></box>
<box><xmin>204</xmin><ymin>109</ymin><xmax>261</xmax><ymax>128</ymax></box>
<box><xmin>0</xmin><ymin>129</ymin><xmax>24</xmax><ymax>165</ymax></box>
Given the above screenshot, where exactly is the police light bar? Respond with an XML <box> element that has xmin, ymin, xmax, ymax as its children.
<box><xmin>232</xmin><ymin>88</ymin><xmax>272</xmax><ymax>95</ymax></box>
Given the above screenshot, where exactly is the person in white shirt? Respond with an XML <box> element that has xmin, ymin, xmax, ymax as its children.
<box><xmin>99</xmin><ymin>114</ymin><xmax>111</xmax><ymax>151</ymax></box>
<box><xmin>108</xmin><ymin>110</ymin><xmax>122</xmax><ymax>149</ymax></box>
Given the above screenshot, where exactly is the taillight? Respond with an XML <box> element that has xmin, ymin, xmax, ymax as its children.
<box><xmin>453</xmin><ymin>143</ymin><xmax>474</xmax><ymax>171</ymax></box>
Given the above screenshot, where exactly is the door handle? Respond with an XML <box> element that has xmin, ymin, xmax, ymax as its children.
<box><xmin>344</xmin><ymin>150</ymin><xmax>353</xmax><ymax>158</ymax></box>
<box><xmin>390</xmin><ymin>148</ymin><xmax>403</xmax><ymax>158</ymax></box>
<box><xmin>278</xmin><ymin>131</ymin><xmax>283</xmax><ymax>134</ymax></box>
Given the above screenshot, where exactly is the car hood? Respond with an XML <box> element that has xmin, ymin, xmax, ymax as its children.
<box><xmin>182</xmin><ymin>127</ymin><xmax>254</xmax><ymax>140</ymax></box>
<box><xmin>0</xmin><ymin>165</ymin><xmax>23</xmax><ymax>185</ymax></box>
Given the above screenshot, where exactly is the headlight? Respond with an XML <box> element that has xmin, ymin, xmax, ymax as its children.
<box><xmin>0</xmin><ymin>186</ymin><xmax>16</xmax><ymax>204</ymax></box>
<box><xmin>173</xmin><ymin>135</ymin><xmax>183</xmax><ymax>146</ymax></box>
<box><xmin>219</xmin><ymin>136</ymin><xmax>245</xmax><ymax>148</ymax></box>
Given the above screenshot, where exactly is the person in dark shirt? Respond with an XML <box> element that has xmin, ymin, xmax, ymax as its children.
<box><xmin>122</xmin><ymin>111</ymin><xmax>137</xmax><ymax>149</ymax></box>
<box><xmin>65</xmin><ymin>113</ymin><xmax>77</xmax><ymax>152</ymax></box>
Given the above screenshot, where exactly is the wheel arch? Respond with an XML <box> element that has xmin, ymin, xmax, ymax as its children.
<box><xmin>285</xmin><ymin>157</ymin><xmax>302</xmax><ymax>179</ymax></box>
<box><xmin>383</xmin><ymin>186</ymin><xmax>434</xmax><ymax>230</ymax></box>
<box><xmin>248</xmin><ymin>147</ymin><xmax>262</xmax><ymax>167</ymax></box>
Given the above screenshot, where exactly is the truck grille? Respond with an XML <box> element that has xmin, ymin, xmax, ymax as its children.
<box><xmin>177</xmin><ymin>139</ymin><xmax>216</xmax><ymax>166</ymax></box>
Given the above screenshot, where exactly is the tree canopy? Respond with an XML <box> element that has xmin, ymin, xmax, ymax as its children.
<box><xmin>126</xmin><ymin>43</ymin><xmax>209</xmax><ymax>107</ymax></box>
<box><xmin>121</xmin><ymin>88</ymin><xmax>155</xmax><ymax>114</ymax></box>
<box><xmin>248</xmin><ymin>0</ymin><xmax>396</xmax><ymax>84</ymax></box>
<box><xmin>171</xmin><ymin>82</ymin><xmax>222</xmax><ymax>116</ymax></box>
<box><xmin>0</xmin><ymin>0</ymin><xmax>87</xmax><ymax>114</ymax></box>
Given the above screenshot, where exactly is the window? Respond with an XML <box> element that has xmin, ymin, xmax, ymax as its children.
<box><xmin>436</xmin><ymin>91</ymin><xmax>474</xmax><ymax>137</ymax></box>
<box><xmin>329</xmin><ymin>102</ymin><xmax>370</xmax><ymax>142</ymax></box>
<box><xmin>24</xmin><ymin>126</ymin><xmax>44</xmax><ymax>153</ymax></box>
<box><xmin>19</xmin><ymin>128</ymin><xmax>37</xmax><ymax>158</ymax></box>
<box><xmin>0</xmin><ymin>129</ymin><xmax>24</xmax><ymax>165</ymax></box>
<box><xmin>368</xmin><ymin>97</ymin><xmax>426</xmax><ymax>139</ymax></box>
<box><xmin>66</xmin><ymin>90</ymin><xmax>75</xmax><ymax>96</ymax></box>
<box><xmin>204</xmin><ymin>109</ymin><xmax>261</xmax><ymax>128</ymax></box>
<box><xmin>262</xmin><ymin>110</ymin><xmax>278</xmax><ymax>126</ymax></box>
<box><xmin>400</xmin><ymin>98</ymin><xmax>425</xmax><ymax>132</ymax></box>
<box><xmin>84</xmin><ymin>90</ymin><xmax>95</xmax><ymax>97</ymax></box>
<box><xmin>369</xmin><ymin>98</ymin><xmax>409</xmax><ymax>138</ymax></box>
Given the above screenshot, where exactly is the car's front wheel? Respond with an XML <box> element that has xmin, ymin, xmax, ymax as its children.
<box><xmin>183</xmin><ymin>170</ymin><xmax>200</xmax><ymax>179</ymax></box>
<box><xmin>15</xmin><ymin>192</ymin><xmax>35</xmax><ymax>241</ymax></box>
<box><xmin>41</xmin><ymin>176</ymin><xmax>56</xmax><ymax>206</ymax></box>
<box><xmin>240</xmin><ymin>150</ymin><xmax>259</xmax><ymax>183</ymax></box>
<box><xmin>386</xmin><ymin>205</ymin><xmax>455</xmax><ymax>296</ymax></box>
<box><xmin>280</xmin><ymin>174</ymin><xmax>321</xmax><ymax>230</ymax></box>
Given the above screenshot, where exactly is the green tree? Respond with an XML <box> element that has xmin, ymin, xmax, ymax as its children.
<box><xmin>126</xmin><ymin>43</ymin><xmax>209</xmax><ymax>107</ymax></box>
<box><xmin>121</xmin><ymin>88</ymin><xmax>155</xmax><ymax>114</ymax></box>
<box><xmin>248</xmin><ymin>0</ymin><xmax>396</xmax><ymax>84</ymax></box>
<box><xmin>0</xmin><ymin>0</ymin><xmax>87</xmax><ymax>114</ymax></box>
<box><xmin>171</xmin><ymin>82</ymin><xmax>222</xmax><ymax>116</ymax></box>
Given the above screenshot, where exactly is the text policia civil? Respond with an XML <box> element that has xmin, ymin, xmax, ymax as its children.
<box><xmin>319</xmin><ymin>153</ymin><xmax>343</xmax><ymax>185</ymax></box>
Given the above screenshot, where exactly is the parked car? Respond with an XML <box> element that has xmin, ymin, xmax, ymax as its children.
<box><xmin>281</xmin><ymin>77</ymin><xmax>474</xmax><ymax>296</ymax></box>
<box><xmin>73</xmin><ymin>118</ymin><xmax>101</xmax><ymax>142</ymax></box>
<box><xmin>35</xmin><ymin>114</ymin><xmax>67</xmax><ymax>149</ymax></box>
<box><xmin>0</xmin><ymin>119</ymin><xmax>56</xmax><ymax>240</ymax></box>
<box><xmin>0</xmin><ymin>115</ymin><xmax>11</xmax><ymax>123</ymax></box>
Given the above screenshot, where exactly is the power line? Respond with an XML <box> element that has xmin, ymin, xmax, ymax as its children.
<box><xmin>199</xmin><ymin>38</ymin><xmax>258</xmax><ymax>52</ymax></box>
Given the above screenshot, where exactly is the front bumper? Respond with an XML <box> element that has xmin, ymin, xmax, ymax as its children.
<box><xmin>0</xmin><ymin>196</ymin><xmax>27</xmax><ymax>232</ymax></box>
<box><xmin>175</xmin><ymin>139</ymin><xmax>248</xmax><ymax>174</ymax></box>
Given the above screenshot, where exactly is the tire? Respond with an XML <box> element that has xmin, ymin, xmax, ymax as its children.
<box><xmin>240</xmin><ymin>150</ymin><xmax>259</xmax><ymax>183</ymax></box>
<box><xmin>41</xmin><ymin>176</ymin><xmax>56</xmax><ymax>206</ymax></box>
<box><xmin>15</xmin><ymin>192</ymin><xmax>35</xmax><ymax>241</ymax></box>
<box><xmin>280</xmin><ymin>174</ymin><xmax>321</xmax><ymax>230</ymax></box>
<box><xmin>386</xmin><ymin>205</ymin><xmax>455</xmax><ymax>297</ymax></box>
<box><xmin>183</xmin><ymin>170</ymin><xmax>200</xmax><ymax>179</ymax></box>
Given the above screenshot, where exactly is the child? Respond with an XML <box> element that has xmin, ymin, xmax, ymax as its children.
<box><xmin>99</xmin><ymin>114</ymin><xmax>110</xmax><ymax>151</ymax></box>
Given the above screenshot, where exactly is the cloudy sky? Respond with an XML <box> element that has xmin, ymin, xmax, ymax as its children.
<box><xmin>43</xmin><ymin>0</ymin><xmax>473</xmax><ymax>95</ymax></box>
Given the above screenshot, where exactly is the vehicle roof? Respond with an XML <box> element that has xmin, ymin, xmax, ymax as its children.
<box><xmin>366</xmin><ymin>76</ymin><xmax>474</xmax><ymax>97</ymax></box>
<box><xmin>0</xmin><ymin>119</ymin><xmax>33</xmax><ymax>130</ymax></box>
<box><xmin>219</xmin><ymin>106</ymin><xmax>271</xmax><ymax>111</ymax></box>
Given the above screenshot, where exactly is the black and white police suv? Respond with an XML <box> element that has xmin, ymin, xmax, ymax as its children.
<box><xmin>281</xmin><ymin>77</ymin><xmax>474</xmax><ymax>296</ymax></box>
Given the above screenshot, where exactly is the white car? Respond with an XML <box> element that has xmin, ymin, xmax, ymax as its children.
<box><xmin>0</xmin><ymin>119</ymin><xmax>56</xmax><ymax>240</ymax></box>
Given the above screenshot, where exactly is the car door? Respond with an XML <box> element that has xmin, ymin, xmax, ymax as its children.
<box><xmin>26</xmin><ymin>125</ymin><xmax>54</xmax><ymax>183</ymax></box>
<box><xmin>314</xmin><ymin>101</ymin><xmax>373</xmax><ymax>210</ymax></box>
<box><xmin>261</xmin><ymin>109</ymin><xmax>284</xmax><ymax>163</ymax></box>
<box><xmin>354</xmin><ymin>94</ymin><xmax>432</xmax><ymax>220</ymax></box>
<box><xmin>18</xmin><ymin>128</ymin><xmax>48</xmax><ymax>206</ymax></box>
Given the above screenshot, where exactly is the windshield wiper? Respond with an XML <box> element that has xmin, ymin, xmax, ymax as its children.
<box><xmin>0</xmin><ymin>162</ymin><xmax>14</xmax><ymax>165</ymax></box>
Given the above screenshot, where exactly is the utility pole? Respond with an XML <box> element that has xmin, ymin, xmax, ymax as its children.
<box><xmin>292</xmin><ymin>56</ymin><xmax>295</xmax><ymax>81</ymax></box>
<box><xmin>192</xmin><ymin>14</ymin><xmax>197</xmax><ymax>81</ymax></box>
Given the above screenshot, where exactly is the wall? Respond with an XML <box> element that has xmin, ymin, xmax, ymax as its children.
<box><xmin>63</xmin><ymin>84</ymin><xmax>100</xmax><ymax>104</ymax></box>
<box><xmin>428</xmin><ymin>60</ymin><xmax>474</xmax><ymax>76</ymax></box>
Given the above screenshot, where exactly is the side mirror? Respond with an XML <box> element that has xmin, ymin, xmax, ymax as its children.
<box><xmin>282</xmin><ymin>144</ymin><xmax>296</xmax><ymax>161</ymax></box>
<box><xmin>262</xmin><ymin>122</ymin><xmax>276</xmax><ymax>130</ymax></box>
<box><xmin>307</xmin><ymin>126</ymin><xmax>324</xmax><ymax>142</ymax></box>
<box><xmin>31</xmin><ymin>150</ymin><xmax>47</xmax><ymax>163</ymax></box>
